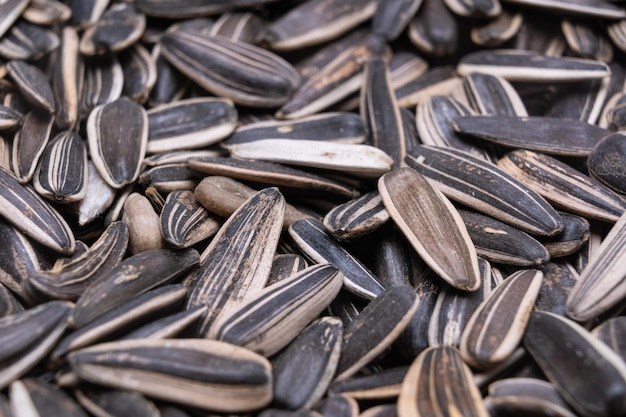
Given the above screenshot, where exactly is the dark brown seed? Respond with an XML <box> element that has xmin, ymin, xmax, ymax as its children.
<box><xmin>461</xmin><ymin>72</ymin><xmax>527</xmax><ymax>117</ymax></box>
<box><xmin>0</xmin><ymin>105</ymin><xmax>23</xmax><ymax>130</ymax></box>
<box><xmin>149</xmin><ymin>45</ymin><xmax>188</xmax><ymax>108</ymax></box>
<box><xmin>0</xmin><ymin>282</ymin><xmax>23</xmax><ymax>318</ymax></box>
<box><xmin>329</xmin><ymin>366</ymin><xmax>408</xmax><ymax>400</ymax></box>
<box><xmin>314</xmin><ymin>394</ymin><xmax>359</xmax><ymax>417</ymax></box>
<box><xmin>74</xmin><ymin>388</ymin><xmax>159</xmax><ymax>417</ymax></box>
<box><xmin>119</xmin><ymin>305</ymin><xmax>206</xmax><ymax>341</ymax></box>
<box><xmin>396</xmin><ymin>65</ymin><xmax>460</xmax><ymax>108</ymax></box>
<box><xmin>65</xmin><ymin>0</ymin><xmax>110</xmax><ymax>28</ymax></box>
<box><xmin>542</xmin><ymin>212</ymin><xmax>589</xmax><ymax>258</ymax></box>
<box><xmin>562</xmin><ymin>20</ymin><xmax>613</xmax><ymax>63</ymax></box>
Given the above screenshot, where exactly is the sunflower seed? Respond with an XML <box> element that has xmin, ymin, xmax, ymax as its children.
<box><xmin>534</xmin><ymin>262</ymin><xmax>579</xmax><ymax>317</ymax></box>
<box><xmin>267</xmin><ymin>254</ymin><xmax>308</xmax><ymax>285</ymax></box>
<box><xmin>12</xmin><ymin>110</ymin><xmax>53</xmax><ymax>184</ymax></box>
<box><xmin>289</xmin><ymin>218</ymin><xmax>385</xmax><ymax>300</ymax></box>
<box><xmin>74</xmin><ymin>388</ymin><xmax>159</xmax><ymax>417</ymax></box>
<box><xmin>461</xmin><ymin>72</ymin><xmax>528</xmax><ymax>117</ymax></box>
<box><xmin>588</xmin><ymin>132</ymin><xmax>626</xmax><ymax>195</ymax></box>
<box><xmin>212</xmin><ymin>264</ymin><xmax>343</xmax><ymax>356</ymax></box>
<box><xmin>210</xmin><ymin>12</ymin><xmax>265</xmax><ymax>44</ymax></box>
<box><xmin>70</xmin><ymin>338</ymin><xmax>273</xmax><ymax>412</ymax></box>
<box><xmin>471</xmin><ymin>11</ymin><xmax>523</xmax><ymax>48</ymax></box>
<box><xmin>122</xmin><ymin>192</ymin><xmax>166</xmax><ymax>254</ymax></box>
<box><xmin>160</xmin><ymin>190</ymin><xmax>220</xmax><ymax>248</ymax></box>
<box><xmin>329</xmin><ymin>366</ymin><xmax>408</xmax><ymax>400</ymax></box>
<box><xmin>460</xmin><ymin>269</ymin><xmax>542</xmax><ymax>369</ymax></box>
<box><xmin>87</xmin><ymin>97</ymin><xmax>148</xmax><ymax>189</ymax></box>
<box><xmin>185</xmin><ymin>187</ymin><xmax>284</xmax><ymax>337</ymax></box>
<box><xmin>443</xmin><ymin>0</ymin><xmax>500</xmax><ymax>17</ymax></box>
<box><xmin>371</xmin><ymin>0</ymin><xmax>422</xmax><ymax>42</ymax></box>
<box><xmin>79</xmin><ymin>3</ymin><xmax>146</xmax><ymax>56</ymax></box>
<box><xmin>0</xmin><ymin>301</ymin><xmax>72</xmax><ymax>390</ymax></box>
<box><xmin>378</xmin><ymin>167</ymin><xmax>480</xmax><ymax>291</ymax></box>
<box><xmin>33</xmin><ymin>130</ymin><xmax>88</xmax><ymax>204</ymax></box>
<box><xmin>0</xmin><ymin>0</ymin><xmax>29</xmax><ymax>39</ymax></box>
<box><xmin>264</xmin><ymin>0</ymin><xmax>377</xmax><ymax>51</ymax></box>
<box><xmin>148</xmin><ymin>45</ymin><xmax>188</xmax><ymax>108</ymax></box>
<box><xmin>0</xmin><ymin>220</ymin><xmax>44</xmax><ymax>301</ymax></box>
<box><xmin>119</xmin><ymin>43</ymin><xmax>156</xmax><ymax>105</ymax></box>
<box><xmin>323</xmin><ymin>191</ymin><xmax>389</xmax><ymax>242</ymax></box>
<box><xmin>159</xmin><ymin>29</ymin><xmax>299</xmax><ymax>108</ymax></box>
<box><xmin>408</xmin><ymin>0</ymin><xmax>458</xmax><ymax>57</ymax></box>
<box><xmin>72</xmin><ymin>162</ymin><xmax>117</xmax><ymax>226</ymax></box>
<box><xmin>524</xmin><ymin>311</ymin><xmax>626</xmax><ymax>417</ymax></box>
<box><xmin>52</xmin><ymin>26</ymin><xmax>81</xmax><ymax>131</ymax></box>
<box><xmin>359</xmin><ymin>404</ymin><xmax>397</xmax><ymax>417</ymax></box>
<box><xmin>398</xmin><ymin>346</ymin><xmax>489</xmax><ymax>417</ymax></box>
<box><xmin>136</xmin><ymin>0</ymin><xmax>276</xmax><ymax>18</ymax></box>
<box><xmin>0</xmin><ymin>105</ymin><xmax>23</xmax><ymax>130</ymax></box>
<box><xmin>605</xmin><ymin>92</ymin><xmax>626</xmax><ymax>131</ymax></box>
<box><xmin>65</xmin><ymin>0</ymin><xmax>110</xmax><ymax>29</ymax></box>
<box><xmin>80</xmin><ymin>56</ymin><xmax>124</xmax><ymax>120</ymax></box>
<box><xmin>457</xmin><ymin>50</ymin><xmax>611</xmax><ymax>82</ymax></box>
<box><xmin>6</xmin><ymin>60</ymin><xmax>55</xmax><ymax>113</ymax></box>
<box><xmin>0</xmin><ymin>165</ymin><xmax>75</xmax><ymax>254</ymax></box>
<box><xmin>315</xmin><ymin>394</ymin><xmax>358</xmax><ymax>417</ymax></box>
<box><xmin>0</xmin><ymin>282</ymin><xmax>23</xmax><ymax>317</ymax></box>
<box><xmin>22</xmin><ymin>0</ymin><xmax>71</xmax><ymax>25</ymax></box>
<box><xmin>546</xmin><ymin>77</ymin><xmax>610</xmax><ymax>125</ymax></box>
<box><xmin>542</xmin><ymin>212</ymin><xmax>589</xmax><ymax>258</ymax></box>
<box><xmin>9</xmin><ymin>378</ymin><xmax>87</xmax><ymax>417</ymax></box>
<box><xmin>396</xmin><ymin>65</ymin><xmax>461</xmax><ymax>107</ymax></box>
<box><xmin>119</xmin><ymin>304</ymin><xmax>207</xmax><ymax>341</ymax></box>
<box><xmin>501</xmin><ymin>0</ymin><xmax>626</xmax><ymax>19</ymax></box>
<box><xmin>592</xmin><ymin>317</ymin><xmax>626</xmax><ymax>361</ymax></box>
<box><xmin>138</xmin><ymin>163</ymin><xmax>199</xmax><ymax>193</ymax></box>
<box><xmin>608</xmin><ymin>20</ymin><xmax>626</xmax><ymax>54</ymax></box>
<box><xmin>566</xmin><ymin>212</ymin><xmax>626</xmax><ymax>322</ymax></box>
<box><xmin>562</xmin><ymin>20</ymin><xmax>613</xmax><ymax>63</ymax></box>
<box><xmin>335</xmin><ymin>285</ymin><xmax>419</xmax><ymax>381</ymax></box>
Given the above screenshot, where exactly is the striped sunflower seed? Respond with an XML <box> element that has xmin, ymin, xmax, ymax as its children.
<box><xmin>0</xmin><ymin>301</ymin><xmax>72</xmax><ymax>390</ymax></box>
<box><xmin>535</xmin><ymin>262</ymin><xmax>579</xmax><ymax>317</ymax></box>
<box><xmin>460</xmin><ymin>269</ymin><xmax>543</xmax><ymax>369</ymax></box>
<box><xmin>119</xmin><ymin>305</ymin><xmax>206</xmax><ymax>341</ymax></box>
<box><xmin>370</xmin><ymin>225</ymin><xmax>424</xmax><ymax>288</ymax></box>
<box><xmin>398</xmin><ymin>346</ymin><xmax>489</xmax><ymax>417</ymax></box>
<box><xmin>359</xmin><ymin>404</ymin><xmax>397</xmax><ymax>417</ymax></box>
<box><xmin>79</xmin><ymin>2</ymin><xmax>146</xmax><ymax>56</ymax></box>
<box><xmin>546</xmin><ymin>77</ymin><xmax>610</xmax><ymax>125</ymax></box>
<box><xmin>396</xmin><ymin>66</ymin><xmax>461</xmax><ymax>108</ymax></box>
<box><xmin>314</xmin><ymin>394</ymin><xmax>358</xmax><ymax>417</ymax></box>
<box><xmin>587</xmin><ymin>132</ymin><xmax>626</xmax><ymax>195</ymax></box>
<box><xmin>263</xmin><ymin>0</ymin><xmax>377</xmax><ymax>51</ymax></box>
<box><xmin>470</xmin><ymin>11</ymin><xmax>523</xmax><ymax>48</ymax></box>
<box><xmin>69</xmin><ymin>338</ymin><xmax>273</xmax><ymax>412</ymax></box>
<box><xmin>0</xmin><ymin>282</ymin><xmax>23</xmax><ymax>318</ymax></box>
<box><xmin>0</xmin><ymin>105</ymin><xmax>23</xmax><ymax>130</ymax></box>
<box><xmin>159</xmin><ymin>29</ymin><xmax>300</xmax><ymax>108</ymax></box>
<box><xmin>149</xmin><ymin>44</ymin><xmax>188</xmax><ymax>108</ymax></box>
<box><xmin>0</xmin><ymin>0</ymin><xmax>29</xmax><ymax>39</ymax></box>
<box><xmin>592</xmin><ymin>317</ymin><xmax>626</xmax><ymax>361</ymax></box>
<box><xmin>461</xmin><ymin>72</ymin><xmax>528</xmax><ymax>117</ymax></box>
<box><xmin>136</xmin><ymin>0</ymin><xmax>276</xmax><ymax>18</ymax></box>
<box><xmin>562</xmin><ymin>20</ymin><xmax>613</xmax><ymax>63</ymax></box>
<box><xmin>371</xmin><ymin>0</ymin><xmax>422</xmax><ymax>42</ymax></box>
<box><xmin>12</xmin><ymin>110</ymin><xmax>53</xmax><ymax>184</ymax></box>
<box><xmin>73</xmin><ymin>387</ymin><xmax>159</xmax><ymax>417</ymax></box>
<box><xmin>267</xmin><ymin>254</ymin><xmax>308</xmax><ymax>285</ymax></box>
<box><xmin>65</xmin><ymin>0</ymin><xmax>109</xmax><ymax>28</ymax></box>
<box><xmin>608</xmin><ymin>20</ymin><xmax>626</xmax><ymax>54</ymax></box>
<box><xmin>524</xmin><ymin>311</ymin><xmax>626</xmax><ymax>417</ymax></box>
<box><xmin>138</xmin><ymin>163</ymin><xmax>199</xmax><ymax>193</ymax></box>
<box><xmin>185</xmin><ymin>187</ymin><xmax>284</xmax><ymax>337</ymax></box>
<box><xmin>22</xmin><ymin>0</ymin><xmax>71</xmax><ymax>25</ymax></box>
<box><xmin>6</xmin><ymin>60</ymin><xmax>55</xmax><ymax>113</ymax></box>
<box><xmin>605</xmin><ymin>92</ymin><xmax>626</xmax><ymax>131</ymax></box>
<box><xmin>210</xmin><ymin>12</ymin><xmax>265</xmax><ymax>44</ymax></box>
<box><xmin>323</xmin><ymin>191</ymin><xmax>389</xmax><ymax>242</ymax></box>
<box><xmin>211</xmin><ymin>264</ymin><xmax>343</xmax><ymax>356</ymax></box>
<box><xmin>119</xmin><ymin>43</ymin><xmax>156</xmax><ymax>105</ymax></box>
<box><xmin>147</xmin><ymin>97</ymin><xmax>237</xmax><ymax>153</ymax></box>
<box><xmin>9</xmin><ymin>378</ymin><xmax>87</xmax><ymax>417</ymax></box>
<box><xmin>33</xmin><ymin>130</ymin><xmax>88</xmax><ymax>203</ymax></box>
<box><xmin>289</xmin><ymin>218</ymin><xmax>385</xmax><ymax>300</ymax></box>
<box><xmin>160</xmin><ymin>190</ymin><xmax>220</xmax><ymax>248</ymax></box>
<box><xmin>0</xmin><ymin>20</ymin><xmax>59</xmax><ymax>61</ymax></box>
<box><xmin>80</xmin><ymin>56</ymin><xmax>124</xmax><ymax>119</ymax></box>
<box><xmin>335</xmin><ymin>285</ymin><xmax>419</xmax><ymax>381</ymax></box>
<box><xmin>443</xmin><ymin>0</ymin><xmax>500</xmax><ymax>17</ymax></box>
<box><xmin>406</xmin><ymin>145</ymin><xmax>563</xmax><ymax>236</ymax></box>
<box><xmin>329</xmin><ymin>366</ymin><xmax>408</xmax><ymax>400</ymax></box>
<box><xmin>408</xmin><ymin>0</ymin><xmax>458</xmax><ymax>57</ymax></box>
<box><xmin>87</xmin><ymin>97</ymin><xmax>148</xmax><ymax>189</ymax></box>
<box><xmin>0</xmin><ymin>165</ymin><xmax>75</xmax><ymax>254</ymax></box>
<box><xmin>378</xmin><ymin>167</ymin><xmax>481</xmax><ymax>291</ymax></box>
<box><xmin>273</xmin><ymin>316</ymin><xmax>343</xmax><ymax>410</ymax></box>
<box><xmin>52</xmin><ymin>26</ymin><xmax>81</xmax><ymax>131</ymax></box>
<box><xmin>542</xmin><ymin>212</ymin><xmax>589</xmax><ymax>258</ymax></box>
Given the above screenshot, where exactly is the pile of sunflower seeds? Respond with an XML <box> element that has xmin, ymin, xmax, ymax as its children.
<box><xmin>2</xmin><ymin>0</ymin><xmax>626</xmax><ymax>416</ymax></box>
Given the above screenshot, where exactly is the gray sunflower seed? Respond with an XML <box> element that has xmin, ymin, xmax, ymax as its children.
<box><xmin>52</xmin><ymin>26</ymin><xmax>81</xmax><ymax>131</ymax></box>
<box><xmin>148</xmin><ymin>44</ymin><xmax>188</xmax><ymax>108</ymax></box>
<box><xmin>12</xmin><ymin>110</ymin><xmax>53</xmax><ymax>184</ymax></box>
<box><xmin>501</xmin><ymin>0</ymin><xmax>626</xmax><ymax>19</ymax></box>
<box><xmin>396</xmin><ymin>65</ymin><xmax>461</xmax><ymax>107</ymax></box>
<box><xmin>460</xmin><ymin>210</ymin><xmax>550</xmax><ymax>266</ymax></box>
<box><xmin>314</xmin><ymin>394</ymin><xmax>358</xmax><ymax>417</ymax></box>
<box><xmin>562</xmin><ymin>20</ymin><xmax>613</xmax><ymax>63</ymax></box>
<box><xmin>122</xmin><ymin>192</ymin><xmax>166</xmax><ymax>254</ymax></box>
<box><xmin>0</xmin><ymin>282</ymin><xmax>23</xmax><ymax>317</ymax></box>
<box><xmin>512</xmin><ymin>18</ymin><xmax>565</xmax><ymax>57</ymax></box>
<box><xmin>147</xmin><ymin>97</ymin><xmax>237</xmax><ymax>153</ymax></box>
<box><xmin>371</xmin><ymin>0</ymin><xmax>423</xmax><ymax>42</ymax></box>
<box><xmin>52</xmin><ymin>284</ymin><xmax>187</xmax><ymax>360</ymax></box>
<box><xmin>546</xmin><ymin>77</ymin><xmax>610</xmax><ymax>124</ymax></box>
<box><xmin>566</xmin><ymin>212</ymin><xmax>626</xmax><ymax>322</ymax></box>
<box><xmin>22</xmin><ymin>0</ymin><xmax>71</xmax><ymax>25</ymax></box>
<box><xmin>273</xmin><ymin>316</ymin><xmax>343</xmax><ymax>410</ymax></box>
<box><xmin>398</xmin><ymin>346</ymin><xmax>489</xmax><ymax>417</ymax></box>
<box><xmin>289</xmin><ymin>218</ymin><xmax>385</xmax><ymax>300</ymax></box>
<box><xmin>71</xmin><ymin>248</ymin><xmax>199</xmax><ymax>328</ymax></box>
<box><xmin>542</xmin><ymin>212</ymin><xmax>589</xmax><ymax>258</ymax></box>
<box><xmin>79</xmin><ymin>3</ymin><xmax>146</xmax><ymax>56</ymax></box>
<box><xmin>119</xmin><ymin>304</ymin><xmax>206</xmax><ymax>341</ymax></box>
<box><xmin>74</xmin><ymin>387</ymin><xmax>159</xmax><ymax>417</ymax></box>
<box><xmin>119</xmin><ymin>43</ymin><xmax>156</xmax><ymax>105</ymax></box>
<box><xmin>72</xmin><ymin>161</ymin><xmax>117</xmax><ymax>226</ymax></box>
<box><xmin>0</xmin><ymin>301</ymin><xmax>72</xmax><ymax>390</ymax></box>
<box><xmin>378</xmin><ymin>167</ymin><xmax>481</xmax><ymax>291</ymax></box>
<box><xmin>460</xmin><ymin>269</ymin><xmax>542</xmax><ymax>369</ymax></box>
<box><xmin>138</xmin><ymin>163</ymin><xmax>199</xmax><ymax>193</ymax></box>
<box><xmin>276</xmin><ymin>33</ymin><xmax>387</xmax><ymax>119</ymax></box>
<box><xmin>87</xmin><ymin>97</ymin><xmax>148</xmax><ymax>189</ymax></box>
<box><xmin>0</xmin><ymin>105</ymin><xmax>23</xmax><ymax>130</ymax></box>
<box><xmin>471</xmin><ymin>11</ymin><xmax>523</xmax><ymax>47</ymax></box>
<box><xmin>370</xmin><ymin>225</ymin><xmax>424</xmax><ymax>289</ymax></box>
<box><xmin>69</xmin><ymin>338</ymin><xmax>273</xmax><ymax>412</ymax></box>
<box><xmin>329</xmin><ymin>366</ymin><xmax>408</xmax><ymax>400</ymax></box>
<box><xmin>159</xmin><ymin>29</ymin><xmax>299</xmax><ymax>108</ymax></box>
<box><xmin>462</xmin><ymin>72</ymin><xmax>528</xmax><ymax>117</ymax></box>
<box><xmin>160</xmin><ymin>190</ymin><xmax>220</xmax><ymax>248</ymax></box>
<box><xmin>485</xmin><ymin>378</ymin><xmax>577</xmax><ymax>417</ymax></box>
<box><xmin>26</xmin><ymin>221</ymin><xmax>128</xmax><ymax>301</ymax></box>
<box><xmin>592</xmin><ymin>317</ymin><xmax>626</xmax><ymax>361</ymax></box>
<box><xmin>212</xmin><ymin>264</ymin><xmax>343</xmax><ymax>356</ymax></box>
<box><xmin>80</xmin><ymin>56</ymin><xmax>123</xmax><ymax>120</ymax></box>
<box><xmin>336</xmin><ymin>285</ymin><xmax>419</xmax><ymax>381</ymax></box>
<box><xmin>457</xmin><ymin>49</ymin><xmax>611</xmax><ymax>82</ymax></box>
<box><xmin>229</xmin><ymin>140</ymin><xmax>394</xmax><ymax>179</ymax></box>
<box><xmin>0</xmin><ymin>165</ymin><xmax>75</xmax><ymax>254</ymax></box>
<box><xmin>224</xmin><ymin>112</ymin><xmax>366</xmax><ymax>147</ymax></box>
<box><xmin>6</xmin><ymin>61</ymin><xmax>54</xmax><ymax>113</ymax></box>
<box><xmin>264</xmin><ymin>0</ymin><xmax>377</xmax><ymax>51</ymax></box>
<box><xmin>588</xmin><ymin>132</ymin><xmax>626</xmax><ymax>195</ymax></box>
<box><xmin>65</xmin><ymin>0</ymin><xmax>110</xmax><ymax>29</ymax></box>
<box><xmin>185</xmin><ymin>188</ymin><xmax>284</xmax><ymax>337</ymax></box>
<box><xmin>498</xmin><ymin>149</ymin><xmax>626</xmax><ymax>222</ymax></box>
<box><xmin>9</xmin><ymin>378</ymin><xmax>87</xmax><ymax>417</ymax></box>
<box><xmin>323</xmin><ymin>191</ymin><xmax>389</xmax><ymax>242</ymax></box>
<box><xmin>524</xmin><ymin>311</ymin><xmax>626</xmax><ymax>417</ymax></box>
<box><xmin>33</xmin><ymin>130</ymin><xmax>88</xmax><ymax>203</ymax></box>
<box><xmin>0</xmin><ymin>0</ymin><xmax>29</xmax><ymax>39</ymax></box>
<box><xmin>406</xmin><ymin>145</ymin><xmax>563</xmax><ymax>236</ymax></box>
<box><xmin>267</xmin><ymin>254</ymin><xmax>308</xmax><ymax>285</ymax></box>
<box><xmin>361</xmin><ymin>59</ymin><xmax>405</xmax><ymax>168</ymax></box>
<box><xmin>136</xmin><ymin>0</ymin><xmax>276</xmax><ymax>18</ymax></box>
<box><xmin>443</xmin><ymin>0</ymin><xmax>500</xmax><ymax>17</ymax></box>
<box><xmin>408</xmin><ymin>0</ymin><xmax>457</xmax><ymax>57</ymax></box>
<box><xmin>429</xmin><ymin>258</ymin><xmax>494</xmax><ymax>348</ymax></box>
<box><xmin>535</xmin><ymin>262</ymin><xmax>579</xmax><ymax>316</ymax></box>
<box><xmin>210</xmin><ymin>12</ymin><xmax>265</xmax><ymax>44</ymax></box>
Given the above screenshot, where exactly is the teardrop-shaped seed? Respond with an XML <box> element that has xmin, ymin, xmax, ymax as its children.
<box><xmin>119</xmin><ymin>43</ymin><xmax>156</xmax><ymax>105</ymax></box>
<box><xmin>378</xmin><ymin>167</ymin><xmax>480</xmax><ymax>291</ymax></box>
<box><xmin>87</xmin><ymin>97</ymin><xmax>148</xmax><ymax>189</ymax></box>
<box><xmin>80</xmin><ymin>56</ymin><xmax>124</xmax><ymax>119</ymax></box>
<box><xmin>12</xmin><ymin>111</ymin><xmax>54</xmax><ymax>184</ymax></box>
<box><xmin>0</xmin><ymin>0</ymin><xmax>29</xmax><ymax>39</ymax></box>
<box><xmin>408</xmin><ymin>0</ymin><xmax>458</xmax><ymax>56</ymax></box>
<box><xmin>0</xmin><ymin>106</ymin><xmax>23</xmax><ymax>130</ymax></box>
<box><xmin>6</xmin><ymin>60</ymin><xmax>55</xmax><ymax>113</ymax></box>
<box><xmin>461</xmin><ymin>72</ymin><xmax>528</xmax><ymax>117</ymax></box>
<box><xmin>72</xmin><ymin>161</ymin><xmax>117</xmax><ymax>227</ymax></box>
<box><xmin>588</xmin><ymin>132</ymin><xmax>626</xmax><ymax>195</ymax></box>
<box><xmin>69</xmin><ymin>338</ymin><xmax>273</xmax><ymax>412</ymax></box>
<box><xmin>535</xmin><ymin>262</ymin><xmax>579</xmax><ymax>316</ymax></box>
<box><xmin>160</xmin><ymin>190</ymin><xmax>220</xmax><ymax>248</ymax></box>
<box><xmin>323</xmin><ymin>191</ymin><xmax>389</xmax><ymax>242</ymax></box>
<box><xmin>211</xmin><ymin>12</ymin><xmax>265</xmax><ymax>44</ymax></box>
<box><xmin>159</xmin><ymin>29</ymin><xmax>299</xmax><ymax>108</ymax></box>
<box><xmin>542</xmin><ymin>212</ymin><xmax>589</xmax><ymax>258</ymax></box>
<box><xmin>371</xmin><ymin>0</ymin><xmax>423</xmax><ymax>41</ymax></box>
<box><xmin>0</xmin><ymin>20</ymin><xmax>59</xmax><ymax>61</ymax></box>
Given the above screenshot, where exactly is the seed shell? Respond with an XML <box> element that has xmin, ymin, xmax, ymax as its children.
<box><xmin>160</xmin><ymin>190</ymin><xmax>220</xmax><ymax>248</ymax></box>
<box><xmin>323</xmin><ymin>191</ymin><xmax>389</xmax><ymax>242</ymax></box>
<box><xmin>0</xmin><ymin>20</ymin><xmax>59</xmax><ymax>61</ymax></box>
<box><xmin>485</xmin><ymin>378</ymin><xmax>577</xmax><ymax>417</ymax></box>
<box><xmin>119</xmin><ymin>43</ymin><xmax>157</xmax><ymax>105</ymax></box>
<box><xmin>79</xmin><ymin>3</ymin><xmax>146</xmax><ymax>56</ymax></box>
<box><xmin>80</xmin><ymin>56</ymin><xmax>124</xmax><ymax>119</ymax></box>
<box><xmin>371</xmin><ymin>0</ymin><xmax>423</xmax><ymax>41</ymax></box>
<box><xmin>52</xmin><ymin>27</ymin><xmax>81</xmax><ymax>131</ymax></box>
<box><xmin>6</xmin><ymin>60</ymin><xmax>55</xmax><ymax>113</ymax></box>
<box><xmin>210</xmin><ymin>12</ymin><xmax>266</xmax><ymax>44</ymax></box>
<box><xmin>12</xmin><ymin>111</ymin><xmax>54</xmax><ymax>184</ymax></box>
<box><xmin>9</xmin><ymin>378</ymin><xmax>88</xmax><ymax>417</ymax></box>
<box><xmin>74</xmin><ymin>388</ymin><xmax>159</xmax><ymax>417</ymax></box>
<box><xmin>408</xmin><ymin>0</ymin><xmax>458</xmax><ymax>57</ymax></box>
<box><xmin>0</xmin><ymin>0</ymin><xmax>29</xmax><ymax>39</ymax></box>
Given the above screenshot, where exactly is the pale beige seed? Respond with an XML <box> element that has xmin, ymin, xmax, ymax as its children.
<box><xmin>122</xmin><ymin>193</ymin><xmax>166</xmax><ymax>254</ymax></box>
